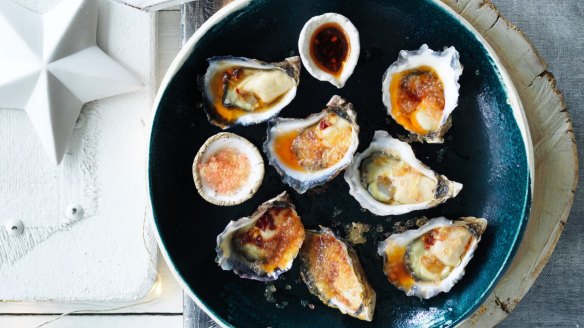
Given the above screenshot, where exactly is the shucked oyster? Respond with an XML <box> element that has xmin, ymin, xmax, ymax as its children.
<box><xmin>378</xmin><ymin>217</ymin><xmax>487</xmax><ymax>299</ymax></box>
<box><xmin>216</xmin><ymin>192</ymin><xmax>305</xmax><ymax>281</ymax></box>
<box><xmin>203</xmin><ymin>56</ymin><xmax>301</xmax><ymax>128</ymax></box>
<box><xmin>300</xmin><ymin>227</ymin><xmax>376</xmax><ymax>321</ymax></box>
<box><xmin>263</xmin><ymin>95</ymin><xmax>359</xmax><ymax>193</ymax></box>
<box><xmin>382</xmin><ymin>45</ymin><xmax>463</xmax><ymax>143</ymax></box>
<box><xmin>344</xmin><ymin>130</ymin><xmax>462</xmax><ymax>216</ymax></box>
<box><xmin>298</xmin><ymin>13</ymin><xmax>360</xmax><ymax>88</ymax></box>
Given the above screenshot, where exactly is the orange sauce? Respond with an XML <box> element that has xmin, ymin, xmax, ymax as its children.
<box><xmin>273</xmin><ymin>130</ymin><xmax>305</xmax><ymax>171</ymax></box>
<box><xmin>310</xmin><ymin>23</ymin><xmax>350</xmax><ymax>78</ymax></box>
<box><xmin>389</xmin><ymin>65</ymin><xmax>445</xmax><ymax>134</ymax></box>
<box><xmin>384</xmin><ymin>244</ymin><xmax>415</xmax><ymax>291</ymax></box>
<box><xmin>210</xmin><ymin>69</ymin><xmax>248</xmax><ymax>123</ymax></box>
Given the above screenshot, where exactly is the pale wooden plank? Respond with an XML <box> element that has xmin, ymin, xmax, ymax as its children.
<box><xmin>0</xmin><ymin>314</ymin><xmax>182</xmax><ymax>328</ymax></box>
<box><xmin>0</xmin><ymin>251</ymin><xmax>183</xmax><ymax>314</ymax></box>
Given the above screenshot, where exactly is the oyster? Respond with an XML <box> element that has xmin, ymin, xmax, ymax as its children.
<box><xmin>263</xmin><ymin>95</ymin><xmax>359</xmax><ymax>193</ymax></box>
<box><xmin>300</xmin><ymin>227</ymin><xmax>376</xmax><ymax>321</ymax></box>
<box><xmin>193</xmin><ymin>132</ymin><xmax>264</xmax><ymax>206</ymax></box>
<box><xmin>298</xmin><ymin>13</ymin><xmax>360</xmax><ymax>88</ymax></box>
<box><xmin>378</xmin><ymin>217</ymin><xmax>487</xmax><ymax>299</ymax></box>
<box><xmin>216</xmin><ymin>192</ymin><xmax>305</xmax><ymax>281</ymax></box>
<box><xmin>344</xmin><ymin>130</ymin><xmax>462</xmax><ymax>216</ymax></box>
<box><xmin>382</xmin><ymin>44</ymin><xmax>463</xmax><ymax>143</ymax></box>
<box><xmin>203</xmin><ymin>56</ymin><xmax>301</xmax><ymax>128</ymax></box>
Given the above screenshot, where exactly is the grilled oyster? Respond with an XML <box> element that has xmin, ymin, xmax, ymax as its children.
<box><xmin>263</xmin><ymin>95</ymin><xmax>359</xmax><ymax>193</ymax></box>
<box><xmin>382</xmin><ymin>44</ymin><xmax>463</xmax><ymax>143</ymax></box>
<box><xmin>300</xmin><ymin>227</ymin><xmax>376</xmax><ymax>321</ymax></box>
<box><xmin>344</xmin><ymin>130</ymin><xmax>462</xmax><ymax>216</ymax></box>
<box><xmin>298</xmin><ymin>13</ymin><xmax>360</xmax><ymax>88</ymax></box>
<box><xmin>216</xmin><ymin>192</ymin><xmax>305</xmax><ymax>281</ymax></box>
<box><xmin>192</xmin><ymin>132</ymin><xmax>264</xmax><ymax>206</ymax></box>
<box><xmin>378</xmin><ymin>217</ymin><xmax>487</xmax><ymax>299</ymax></box>
<box><xmin>203</xmin><ymin>56</ymin><xmax>301</xmax><ymax>128</ymax></box>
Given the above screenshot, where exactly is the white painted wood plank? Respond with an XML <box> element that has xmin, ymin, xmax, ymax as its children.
<box><xmin>0</xmin><ymin>251</ymin><xmax>183</xmax><ymax>314</ymax></box>
<box><xmin>0</xmin><ymin>315</ymin><xmax>182</xmax><ymax>328</ymax></box>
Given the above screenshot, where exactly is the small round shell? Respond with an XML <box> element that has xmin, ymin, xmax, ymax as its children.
<box><xmin>382</xmin><ymin>44</ymin><xmax>463</xmax><ymax>143</ymax></box>
<box><xmin>344</xmin><ymin>130</ymin><xmax>462</xmax><ymax>215</ymax></box>
<box><xmin>298</xmin><ymin>13</ymin><xmax>360</xmax><ymax>88</ymax></box>
<box><xmin>193</xmin><ymin>132</ymin><xmax>264</xmax><ymax>206</ymax></box>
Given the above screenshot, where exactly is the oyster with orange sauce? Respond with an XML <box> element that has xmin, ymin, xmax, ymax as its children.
<box><xmin>378</xmin><ymin>217</ymin><xmax>487</xmax><ymax>299</ymax></box>
<box><xmin>300</xmin><ymin>227</ymin><xmax>376</xmax><ymax>321</ymax></box>
<box><xmin>263</xmin><ymin>95</ymin><xmax>359</xmax><ymax>193</ymax></box>
<box><xmin>382</xmin><ymin>44</ymin><xmax>463</xmax><ymax>143</ymax></box>
<box><xmin>216</xmin><ymin>192</ymin><xmax>305</xmax><ymax>281</ymax></box>
<box><xmin>203</xmin><ymin>56</ymin><xmax>301</xmax><ymax>129</ymax></box>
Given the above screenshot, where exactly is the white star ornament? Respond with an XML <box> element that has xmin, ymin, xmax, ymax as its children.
<box><xmin>0</xmin><ymin>0</ymin><xmax>142</xmax><ymax>164</ymax></box>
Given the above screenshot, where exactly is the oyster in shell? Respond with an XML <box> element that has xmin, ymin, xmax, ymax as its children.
<box><xmin>300</xmin><ymin>227</ymin><xmax>376</xmax><ymax>321</ymax></box>
<box><xmin>192</xmin><ymin>132</ymin><xmax>264</xmax><ymax>206</ymax></box>
<box><xmin>382</xmin><ymin>44</ymin><xmax>463</xmax><ymax>143</ymax></box>
<box><xmin>203</xmin><ymin>56</ymin><xmax>301</xmax><ymax>128</ymax></box>
<box><xmin>344</xmin><ymin>130</ymin><xmax>462</xmax><ymax>216</ymax></box>
<box><xmin>298</xmin><ymin>13</ymin><xmax>360</xmax><ymax>88</ymax></box>
<box><xmin>378</xmin><ymin>217</ymin><xmax>487</xmax><ymax>299</ymax></box>
<box><xmin>263</xmin><ymin>95</ymin><xmax>359</xmax><ymax>193</ymax></box>
<box><xmin>216</xmin><ymin>192</ymin><xmax>305</xmax><ymax>281</ymax></box>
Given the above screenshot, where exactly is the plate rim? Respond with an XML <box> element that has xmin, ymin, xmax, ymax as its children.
<box><xmin>146</xmin><ymin>0</ymin><xmax>534</xmax><ymax>327</ymax></box>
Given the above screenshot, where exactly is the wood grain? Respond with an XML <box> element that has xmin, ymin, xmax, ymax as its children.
<box><xmin>440</xmin><ymin>0</ymin><xmax>578</xmax><ymax>326</ymax></box>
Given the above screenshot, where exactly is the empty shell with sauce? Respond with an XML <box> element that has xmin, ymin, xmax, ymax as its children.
<box><xmin>193</xmin><ymin>132</ymin><xmax>264</xmax><ymax>206</ymax></box>
<box><xmin>344</xmin><ymin>130</ymin><xmax>462</xmax><ymax>216</ymax></box>
<box><xmin>382</xmin><ymin>44</ymin><xmax>463</xmax><ymax>143</ymax></box>
<box><xmin>203</xmin><ymin>56</ymin><xmax>301</xmax><ymax>129</ymax></box>
<box><xmin>378</xmin><ymin>217</ymin><xmax>487</xmax><ymax>299</ymax></box>
<box><xmin>263</xmin><ymin>95</ymin><xmax>359</xmax><ymax>193</ymax></box>
<box><xmin>216</xmin><ymin>192</ymin><xmax>305</xmax><ymax>281</ymax></box>
<box><xmin>298</xmin><ymin>13</ymin><xmax>360</xmax><ymax>88</ymax></box>
<box><xmin>300</xmin><ymin>227</ymin><xmax>376</xmax><ymax>321</ymax></box>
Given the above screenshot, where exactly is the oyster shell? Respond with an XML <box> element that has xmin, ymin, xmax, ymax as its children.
<box><xmin>193</xmin><ymin>132</ymin><xmax>264</xmax><ymax>206</ymax></box>
<box><xmin>263</xmin><ymin>95</ymin><xmax>359</xmax><ymax>193</ymax></box>
<box><xmin>344</xmin><ymin>130</ymin><xmax>462</xmax><ymax>216</ymax></box>
<box><xmin>382</xmin><ymin>44</ymin><xmax>463</xmax><ymax>143</ymax></box>
<box><xmin>300</xmin><ymin>227</ymin><xmax>376</xmax><ymax>321</ymax></box>
<box><xmin>216</xmin><ymin>192</ymin><xmax>305</xmax><ymax>281</ymax></box>
<box><xmin>378</xmin><ymin>217</ymin><xmax>487</xmax><ymax>299</ymax></box>
<box><xmin>298</xmin><ymin>13</ymin><xmax>360</xmax><ymax>88</ymax></box>
<box><xmin>203</xmin><ymin>56</ymin><xmax>301</xmax><ymax>128</ymax></box>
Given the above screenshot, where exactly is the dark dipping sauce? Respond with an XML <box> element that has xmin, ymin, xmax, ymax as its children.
<box><xmin>310</xmin><ymin>23</ymin><xmax>350</xmax><ymax>76</ymax></box>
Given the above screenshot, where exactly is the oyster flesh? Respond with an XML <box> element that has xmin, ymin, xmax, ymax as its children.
<box><xmin>263</xmin><ymin>95</ymin><xmax>359</xmax><ymax>193</ymax></box>
<box><xmin>344</xmin><ymin>130</ymin><xmax>462</xmax><ymax>216</ymax></box>
<box><xmin>192</xmin><ymin>132</ymin><xmax>264</xmax><ymax>206</ymax></box>
<box><xmin>378</xmin><ymin>217</ymin><xmax>487</xmax><ymax>299</ymax></box>
<box><xmin>382</xmin><ymin>44</ymin><xmax>463</xmax><ymax>143</ymax></box>
<box><xmin>298</xmin><ymin>13</ymin><xmax>360</xmax><ymax>88</ymax></box>
<box><xmin>203</xmin><ymin>56</ymin><xmax>301</xmax><ymax>129</ymax></box>
<box><xmin>216</xmin><ymin>192</ymin><xmax>305</xmax><ymax>281</ymax></box>
<box><xmin>300</xmin><ymin>227</ymin><xmax>376</xmax><ymax>321</ymax></box>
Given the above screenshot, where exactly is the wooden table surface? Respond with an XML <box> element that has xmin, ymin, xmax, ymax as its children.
<box><xmin>0</xmin><ymin>1</ymin><xmax>580</xmax><ymax>327</ymax></box>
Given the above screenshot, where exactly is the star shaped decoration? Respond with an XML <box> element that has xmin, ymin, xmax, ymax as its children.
<box><xmin>0</xmin><ymin>0</ymin><xmax>142</xmax><ymax>164</ymax></box>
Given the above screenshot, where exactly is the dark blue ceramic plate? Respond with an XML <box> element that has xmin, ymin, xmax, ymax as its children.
<box><xmin>148</xmin><ymin>0</ymin><xmax>533</xmax><ymax>327</ymax></box>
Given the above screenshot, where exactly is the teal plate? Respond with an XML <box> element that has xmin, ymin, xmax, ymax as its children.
<box><xmin>148</xmin><ymin>0</ymin><xmax>533</xmax><ymax>327</ymax></box>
